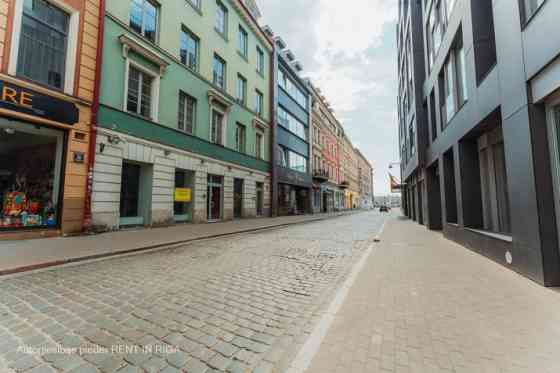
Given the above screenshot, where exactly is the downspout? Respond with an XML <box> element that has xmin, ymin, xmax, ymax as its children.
<box><xmin>83</xmin><ymin>0</ymin><xmax>106</xmax><ymax>231</ymax></box>
<box><xmin>270</xmin><ymin>43</ymin><xmax>278</xmax><ymax>217</ymax></box>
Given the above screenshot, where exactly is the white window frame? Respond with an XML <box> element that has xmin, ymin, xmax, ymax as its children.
<box><xmin>123</xmin><ymin>59</ymin><xmax>161</xmax><ymax>121</ymax></box>
<box><xmin>255</xmin><ymin>130</ymin><xmax>264</xmax><ymax>159</ymax></box>
<box><xmin>546</xmin><ymin>93</ymin><xmax>560</xmax><ymax>246</ymax></box>
<box><xmin>210</xmin><ymin>106</ymin><xmax>227</xmax><ymax>146</ymax></box>
<box><xmin>9</xmin><ymin>0</ymin><xmax>80</xmax><ymax>95</ymax></box>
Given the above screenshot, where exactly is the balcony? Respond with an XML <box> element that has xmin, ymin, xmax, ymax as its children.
<box><xmin>339</xmin><ymin>180</ymin><xmax>350</xmax><ymax>189</ymax></box>
<box><xmin>313</xmin><ymin>169</ymin><xmax>329</xmax><ymax>183</ymax></box>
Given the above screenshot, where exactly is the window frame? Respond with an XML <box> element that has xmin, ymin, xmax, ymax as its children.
<box><xmin>178</xmin><ymin>90</ymin><xmax>197</xmax><ymax>135</ymax></box>
<box><xmin>213</xmin><ymin>53</ymin><xmax>227</xmax><ymax>90</ymax></box>
<box><xmin>546</xmin><ymin>94</ymin><xmax>560</xmax><ymax>248</ymax></box>
<box><xmin>236</xmin><ymin>74</ymin><xmax>247</xmax><ymax>105</ymax></box>
<box><xmin>256</xmin><ymin>46</ymin><xmax>265</xmax><ymax>76</ymax></box>
<box><xmin>180</xmin><ymin>26</ymin><xmax>200</xmax><ymax>72</ymax></box>
<box><xmin>238</xmin><ymin>25</ymin><xmax>248</xmax><ymax>59</ymax></box>
<box><xmin>215</xmin><ymin>0</ymin><xmax>228</xmax><ymax>37</ymax></box>
<box><xmin>235</xmin><ymin>122</ymin><xmax>246</xmax><ymax>153</ymax></box>
<box><xmin>255</xmin><ymin>131</ymin><xmax>264</xmax><ymax>159</ymax></box>
<box><xmin>9</xmin><ymin>0</ymin><xmax>79</xmax><ymax>95</ymax></box>
<box><xmin>124</xmin><ymin>59</ymin><xmax>160</xmax><ymax>121</ymax></box>
<box><xmin>210</xmin><ymin>108</ymin><xmax>225</xmax><ymax>145</ymax></box>
<box><xmin>129</xmin><ymin>0</ymin><xmax>159</xmax><ymax>44</ymax></box>
<box><xmin>255</xmin><ymin>89</ymin><xmax>264</xmax><ymax>117</ymax></box>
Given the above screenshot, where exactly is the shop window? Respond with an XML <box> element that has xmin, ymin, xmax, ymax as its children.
<box><xmin>256</xmin><ymin>182</ymin><xmax>264</xmax><ymax>216</ymax></box>
<box><xmin>0</xmin><ymin>123</ymin><xmax>64</xmax><ymax>230</ymax></box>
<box><xmin>16</xmin><ymin>0</ymin><xmax>70</xmax><ymax>90</ymax></box>
<box><xmin>174</xmin><ymin>169</ymin><xmax>194</xmax><ymax>222</ymax></box>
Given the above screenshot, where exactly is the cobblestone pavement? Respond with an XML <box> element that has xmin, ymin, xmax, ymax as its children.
<box><xmin>306</xmin><ymin>217</ymin><xmax>560</xmax><ymax>373</ymax></box>
<box><xmin>0</xmin><ymin>211</ymin><xmax>387</xmax><ymax>373</ymax></box>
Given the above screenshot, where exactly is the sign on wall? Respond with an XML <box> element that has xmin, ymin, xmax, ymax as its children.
<box><xmin>0</xmin><ymin>80</ymin><xmax>79</xmax><ymax>126</ymax></box>
<box><xmin>175</xmin><ymin>188</ymin><xmax>192</xmax><ymax>202</ymax></box>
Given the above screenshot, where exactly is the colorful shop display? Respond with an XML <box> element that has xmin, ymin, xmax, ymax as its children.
<box><xmin>0</xmin><ymin>131</ymin><xmax>61</xmax><ymax>230</ymax></box>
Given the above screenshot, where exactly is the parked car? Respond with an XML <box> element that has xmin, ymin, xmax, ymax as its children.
<box><xmin>379</xmin><ymin>205</ymin><xmax>389</xmax><ymax>213</ymax></box>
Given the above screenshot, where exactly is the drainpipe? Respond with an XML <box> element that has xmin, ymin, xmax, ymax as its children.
<box><xmin>82</xmin><ymin>0</ymin><xmax>106</xmax><ymax>231</ymax></box>
<box><xmin>270</xmin><ymin>43</ymin><xmax>278</xmax><ymax>217</ymax></box>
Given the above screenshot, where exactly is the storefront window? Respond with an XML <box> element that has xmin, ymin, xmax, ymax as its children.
<box><xmin>0</xmin><ymin>122</ymin><xmax>64</xmax><ymax>230</ymax></box>
<box><xmin>174</xmin><ymin>169</ymin><xmax>194</xmax><ymax>222</ymax></box>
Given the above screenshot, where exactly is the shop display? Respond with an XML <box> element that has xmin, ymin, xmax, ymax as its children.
<box><xmin>0</xmin><ymin>141</ymin><xmax>59</xmax><ymax>229</ymax></box>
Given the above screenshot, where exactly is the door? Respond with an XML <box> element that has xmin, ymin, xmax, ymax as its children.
<box><xmin>256</xmin><ymin>182</ymin><xmax>264</xmax><ymax>217</ymax></box>
<box><xmin>120</xmin><ymin>162</ymin><xmax>142</xmax><ymax>225</ymax></box>
<box><xmin>234</xmin><ymin>178</ymin><xmax>244</xmax><ymax>219</ymax></box>
<box><xmin>207</xmin><ymin>175</ymin><xmax>223</xmax><ymax>222</ymax></box>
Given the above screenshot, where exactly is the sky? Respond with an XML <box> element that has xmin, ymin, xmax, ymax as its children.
<box><xmin>258</xmin><ymin>0</ymin><xmax>400</xmax><ymax>195</ymax></box>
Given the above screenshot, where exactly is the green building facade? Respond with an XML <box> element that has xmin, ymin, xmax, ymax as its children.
<box><xmin>92</xmin><ymin>0</ymin><xmax>273</xmax><ymax>229</ymax></box>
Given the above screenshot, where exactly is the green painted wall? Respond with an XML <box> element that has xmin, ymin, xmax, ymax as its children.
<box><xmin>100</xmin><ymin>0</ymin><xmax>272</xmax><ymax>165</ymax></box>
<box><xmin>98</xmin><ymin>105</ymin><xmax>270</xmax><ymax>173</ymax></box>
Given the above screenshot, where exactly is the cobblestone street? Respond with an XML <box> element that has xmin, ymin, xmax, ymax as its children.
<box><xmin>0</xmin><ymin>211</ymin><xmax>387</xmax><ymax>373</ymax></box>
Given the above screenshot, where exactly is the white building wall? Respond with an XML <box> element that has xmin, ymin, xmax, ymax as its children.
<box><xmin>91</xmin><ymin>129</ymin><xmax>271</xmax><ymax>231</ymax></box>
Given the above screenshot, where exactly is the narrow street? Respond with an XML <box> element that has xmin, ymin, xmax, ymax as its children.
<box><xmin>0</xmin><ymin>211</ymin><xmax>387</xmax><ymax>373</ymax></box>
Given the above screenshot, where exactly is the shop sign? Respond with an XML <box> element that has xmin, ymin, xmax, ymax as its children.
<box><xmin>0</xmin><ymin>80</ymin><xmax>79</xmax><ymax>126</ymax></box>
<box><xmin>175</xmin><ymin>188</ymin><xmax>192</xmax><ymax>202</ymax></box>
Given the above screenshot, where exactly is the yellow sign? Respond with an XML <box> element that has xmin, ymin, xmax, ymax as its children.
<box><xmin>175</xmin><ymin>188</ymin><xmax>192</xmax><ymax>202</ymax></box>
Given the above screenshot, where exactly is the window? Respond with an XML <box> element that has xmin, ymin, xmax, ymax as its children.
<box><xmin>130</xmin><ymin>0</ymin><xmax>158</xmax><ymax>43</ymax></box>
<box><xmin>213</xmin><ymin>54</ymin><xmax>226</xmax><ymax>89</ymax></box>
<box><xmin>215</xmin><ymin>1</ymin><xmax>228</xmax><ymax>36</ymax></box>
<box><xmin>287</xmin><ymin>150</ymin><xmax>307</xmax><ymax>173</ymax></box>
<box><xmin>478</xmin><ymin>130</ymin><xmax>511</xmax><ymax>234</ymax></box>
<box><xmin>235</xmin><ymin>123</ymin><xmax>246</xmax><ymax>153</ymax></box>
<box><xmin>180</xmin><ymin>28</ymin><xmax>199</xmax><ymax>71</ymax></box>
<box><xmin>524</xmin><ymin>0</ymin><xmax>545</xmax><ymax>20</ymax></box>
<box><xmin>455</xmin><ymin>46</ymin><xmax>468</xmax><ymax>106</ymax></box>
<box><xmin>187</xmin><ymin>0</ymin><xmax>201</xmax><ymax>10</ymax></box>
<box><xmin>236</xmin><ymin>74</ymin><xmax>247</xmax><ymax>105</ymax></box>
<box><xmin>211</xmin><ymin>110</ymin><xmax>224</xmax><ymax>144</ymax></box>
<box><xmin>16</xmin><ymin>0</ymin><xmax>69</xmax><ymax>90</ymax></box>
<box><xmin>255</xmin><ymin>90</ymin><xmax>264</xmax><ymax>117</ymax></box>
<box><xmin>238</xmin><ymin>26</ymin><xmax>248</xmax><ymax>58</ymax></box>
<box><xmin>178</xmin><ymin>92</ymin><xmax>196</xmax><ymax>134</ymax></box>
<box><xmin>278</xmin><ymin>69</ymin><xmax>308</xmax><ymax>108</ymax></box>
<box><xmin>444</xmin><ymin>57</ymin><xmax>456</xmax><ymax>122</ymax></box>
<box><xmin>278</xmin><ymin>107</ymin><xmax>307</xmax><ymax>140</ymax></box>
<box><xmin>127</xmin><ymin>65</ymin><xmax>154</xmax><ymax>119</ymax></box>
<box><xmin>256</xmin><ymin>47</ymin><xmax>265</xmax><ymax>75</ymax></box>
<box><xmin>255</xmin><ymin>132</ymin><xmax>263</xmax><ymax>159</ymax></box>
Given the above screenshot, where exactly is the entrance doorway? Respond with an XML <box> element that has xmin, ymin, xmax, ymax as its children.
<box><xmin>207</xmin><ymin>175</ymin><xmax>223</xmax><ymax>222</ymax></box>
<box><xmin>256</xmin><ymin>182</ymin><xmax>264</xmax><ymax>216</ymax></box>
<box><xmin>120</xmin><ymin>161</ymin><xmax>152</xmax><ymax>226</ymax></box>
<box><xmin>234</xmin><ymin>178</ymin><xmax>244</xmax><ymax>219</ymax></box>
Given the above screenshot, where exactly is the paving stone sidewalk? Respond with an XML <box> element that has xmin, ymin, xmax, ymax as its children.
<box><xmin>305</xmin><ymin>216</ymin><xmax>560</xmax><ymax>373</ymax></box>
<box><xmin>0</xmin><ymin>211</ymin><xmax>358</xmax><ymax>276</ymax></box>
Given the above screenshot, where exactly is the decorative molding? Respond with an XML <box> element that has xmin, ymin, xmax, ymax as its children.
<box><xmin>119</xmin><ymin>34</ymin><xmax>169</xmax><ymax>75</ymax></box>
<box><xmin>208</xmin><ymin>89</ymin><xmax>234</xmax><ymax>111</ymax></box>
<box><xmin>252</xmin><ymin>117</ymin><xmax>267</xmax><ymax>131</ymax></box>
